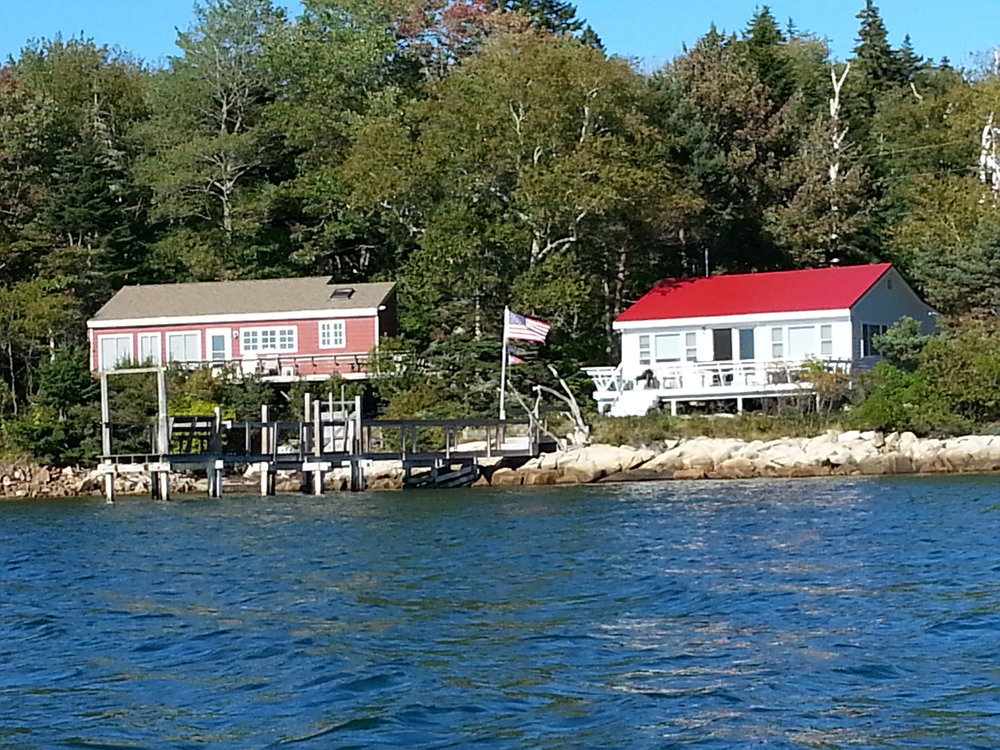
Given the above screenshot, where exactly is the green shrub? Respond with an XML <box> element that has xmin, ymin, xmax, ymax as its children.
<box><xmin>592</xmin><ymin>411</ymin><xmax>850</xmax><ymax>446</ymax></box>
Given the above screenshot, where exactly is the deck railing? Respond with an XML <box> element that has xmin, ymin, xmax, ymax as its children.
<box><xmin>125</xmin><ymin>352</ymin><xmax>372</xmax><ymax>379</ymax></box>
<box><xmin>585</xmin><ymin>358</ymin><xmax>855</xmax><ymax>396</ymax></box>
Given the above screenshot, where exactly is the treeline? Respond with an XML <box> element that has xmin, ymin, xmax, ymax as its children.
<box><xmin>3</xmin><ymin>0</ymin><xmax>1000</xmax><ymax>459</ymax></box>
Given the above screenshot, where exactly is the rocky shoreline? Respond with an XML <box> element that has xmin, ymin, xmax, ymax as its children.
<box><xmin>485</xmin><ymin>430</ymin><xmax>1000</xmax><ymax>487</ymax></box>
<box><xmin>3</xmin><ymin>429</ymin><xmax>1000</xmax><ymax>499</ymax></box>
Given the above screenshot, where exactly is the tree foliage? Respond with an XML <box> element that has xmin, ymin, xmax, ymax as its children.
<box><xmin>8</xmin><ymin>0</ymin><xmax>1000</xmax><ymax>459</ymax></box>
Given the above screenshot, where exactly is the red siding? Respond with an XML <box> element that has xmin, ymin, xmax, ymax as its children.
<box><xmin>91</xmin><ymin>315</ymin><xmax>378</xmax><ymax>377</ymax></box>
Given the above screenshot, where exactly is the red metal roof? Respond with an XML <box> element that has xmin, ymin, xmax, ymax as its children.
<box><xmin>616</xmin><ymin>263</ymin><xmax>893</xmax><ymax>323</ymax></box>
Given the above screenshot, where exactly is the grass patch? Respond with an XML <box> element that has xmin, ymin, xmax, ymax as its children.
<box><xmin>592</xmin><ymin>412</ymin><xmax>852</xmax><ymax>447</ymax></box>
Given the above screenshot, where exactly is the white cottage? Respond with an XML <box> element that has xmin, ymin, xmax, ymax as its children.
<box><xmin>585</xmin><ymin>263</ymin><xmax>936</xmax><ymax>416</ymax></box>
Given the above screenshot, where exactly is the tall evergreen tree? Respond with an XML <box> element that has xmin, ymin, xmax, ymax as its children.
<box><xmin>851</xmin><ymin>0</ymin><xmax>906</xmax><ymax>114</ymax></box>
<box><xmin>487</xmin><ymin>0</ymin><xmax>582</xmax><ymax>35</ymax></box>
<box><xmin>653</xmin><ymin>27</ymin><xmax>795</xmax><ymax>274</ymax></box>
<box><xmin>742</xmin><ymin>5</ymin><xmax>794</xmax><ymax>105</ymax></box>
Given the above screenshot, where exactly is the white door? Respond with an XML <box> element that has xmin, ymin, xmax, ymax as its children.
<box><xmin>206</xmin><ymin>327</ymin><xmax>232</xmax><ymax>362</ymax></box>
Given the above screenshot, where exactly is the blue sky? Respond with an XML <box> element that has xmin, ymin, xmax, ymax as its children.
<box><xmin>1</xmin><ymin>0</ymin><xmax>996</xmax><ymax>71</ymax></box>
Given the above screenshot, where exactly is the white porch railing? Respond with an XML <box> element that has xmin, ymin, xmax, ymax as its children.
<box><xmin>584</xmin><ymin>358</ymin><xmax>854</xmax><ymax>397</ymax></box>
<box><xmin>159</xmin><ymin>352</ymin><xmax>371</xmax><ymax>380</ymax></box>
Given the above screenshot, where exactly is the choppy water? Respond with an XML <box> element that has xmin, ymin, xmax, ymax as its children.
<box><xmin>1</xmin><ymin>476</ymin><xmax>999</xmax><ymax>748</ymax></box>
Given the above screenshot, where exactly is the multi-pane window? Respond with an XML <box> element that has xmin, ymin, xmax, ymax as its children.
<box><xmin>319</xmin><ymin>320</ymin><xmax>346</xmax><ymax>349</ymax></box>
<box><xmin>99</xmin><ymin>335</ymin><xmax>133</xmax><ymax>370</ymax></box>
<box><xmin>861</xmin><ymin>323</ymin><xmax>887</xmax><ymax>357</ymax></box>
<box><xmin>771</xmin><ymin>327</ymin><xmax>784</xmax><ymax>359</ymax></box>
<box><xmin>685</xmin><ymin>332</ymin><xmax>698</xmax><ymax>361</ymax></box>
<box><xmin>820</xmin><ymin>324</ymin><xmax>833</xmax><ymax>356</ymax></box>
<box><xmin>138</xmin><ymin>333</ymin><xmax>161</xmax><ymax>365</ymax></box>
<box><xmin>241</xmin><ymin>327</ymin><xmax>297</xmax><ymax>353</ymax></box>
<box><xmin>638</xmin><ymin>335</ymin><xmax>651</xmax><ymax>366</ymax></box>
<box><xmin>167</xmin><ymin>332</ymin><xmax>200</xmax><ymax>362</ymax></box>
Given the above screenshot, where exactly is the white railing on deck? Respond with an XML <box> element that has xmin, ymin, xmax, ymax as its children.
<box><xmin>162</xmin><ymin>352</ymin><xmax>370</xmax><ymax>378</ymax></box>
<box><xmin>585</xmin><ymin>359</ymin><xmax>853</xmax><ymax>395</ymax></box>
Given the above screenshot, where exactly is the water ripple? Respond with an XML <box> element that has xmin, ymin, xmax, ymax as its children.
<box><xmin>1</xmin><ymin>475</ymin><xmax>998</xmax><ymax>747</ymax></box>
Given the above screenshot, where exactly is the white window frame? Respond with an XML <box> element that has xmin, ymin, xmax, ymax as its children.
<box><xmin>820</xmin><ymin>324</ymin><xmax>833</xmax><ymax>357</ymax></box>
<box><xmin>771</xmin><ymin>327</ymin><xmax>784</xmax><ymax>359</ymax></box>
<box><xmin>205</xmin><ymin>327</ymin><xmax>232</xmax><ymax>361</ymax></box>
<box><xmin>239</xmin><ymin>326</ymin><xmax>298</xmax><ymax>354</ymax></box>
<box><xmin>98</xmin><ymin>334</ymin><xmax>133</xmax><ymax>371</ymax></box>
<box><xmin>653</xmin><ymin>333</ymin><xmax>682</xmax><ymax>363</ymax></box>
<box><xmin>788</xmin><ymin>325</ymin><xmax>817</xmax><ymax>359</ymax></box>
<box><xmin>738</xmin><ymin>328</ymin><xmax>754</xmax><ymax>360</ymax></box>
<box><xmin>138</xmin><ymin>332</ymin><xmax>162</xmax><ymax>365</ymax></box>
<box><xmin>684</xmin><ymin>331</ymin><xmax>698</xmax><ymax>362</ymax></box>
<box><xmin>166</xmin><ymin>331</ymin><xmax>202</xmax><ymax>363</ymax></box>
<box><xmin>638</xmin><ymin>335</ymin><xmax>651</xmax><ymax>366</ymax></box>
<box><xmin>319</xmin><ymin>320</ymin><xmax>346</xmax><ymax>349</ymax></box>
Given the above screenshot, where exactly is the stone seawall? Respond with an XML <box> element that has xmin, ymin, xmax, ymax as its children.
<box><xmin>4</xmin><ymin>430</ymin><xmax>1000</xmax><ymax>499</ymax></box>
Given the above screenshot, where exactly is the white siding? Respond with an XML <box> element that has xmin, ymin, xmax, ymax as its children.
<box><xmin>618</xmin><ymin>315</ymin><xmax>853</xmax><ymax>378</ymax></box>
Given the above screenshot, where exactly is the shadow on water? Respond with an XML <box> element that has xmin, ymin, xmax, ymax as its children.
<box><xmin>1</xmin><ymin>474</ymin><xmax>998</xmax><ymax>748</ymax></box>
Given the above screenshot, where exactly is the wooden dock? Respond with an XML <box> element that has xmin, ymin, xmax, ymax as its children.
<box><xmin>97</xmin><ymin>383</ymin><xmax>550</xmax><ymax>501</ymax></box>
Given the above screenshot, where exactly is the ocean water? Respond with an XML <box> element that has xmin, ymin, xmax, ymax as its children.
<box><xmin>1</xmin><ymin>476</ymin><xmax>998</xmax><ymax>748</ymax></box>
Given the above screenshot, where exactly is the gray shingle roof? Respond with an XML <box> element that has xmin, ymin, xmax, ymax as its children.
<box><xmin>90</xmin><ymin>278</ymin><xmax>395</xmax><ymax>323</ymax></box>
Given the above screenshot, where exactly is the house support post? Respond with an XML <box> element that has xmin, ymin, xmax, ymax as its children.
<box><xmin>669</xmin><ymin>400</ymin><xmax>678</xmax><ymax>417</ymax></box>
<box><xmin>736</xmin><ymin>397</ymin><xmax>744</xmax><ymax>413</ymax></box>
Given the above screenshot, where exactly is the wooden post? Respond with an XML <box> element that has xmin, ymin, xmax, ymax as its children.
<box><xmin>261</xmin><ymin>405</ymin><xmax>270</xmax><ymax>456</ymax></box>
<box><xmin>209</xmin><ymin>407</ymin><xmax>224</xmax><ymax>497</ymax></box>
<box><xmin>353</xmin><ymin>395</ymin><xmax>363</xmax><ymax>455</ymax></box>
<box><xmin>207</xmin><ymin>459</ymin><xmax>223</xmax><ymax>498</ymax></box>
<box><xmin>156</xmin><ymin>367</ymin><xmax>171</xmax><ymax>501</ymax></box>
<box><xmin>301</xmin><ymin>393</ymin><xmax>313</xmax><ymax>493</ymax></box>
<box><xmin>159</xmin><ymin>469</ymin><xmax>170</xmax><ymax>502</ymax></box>
<box><xmin>99</xmin><ymin>372</ymin><xmax>114</xmax><ymax>504</ymax></box>
<box><xmin>312</xmin><ymin>399</ymin><xmax>323</xmax><ymax>495</ymax></box>
<box><xmin>259</xmin><ymin>461</ymin><xmax>275</xmax><ymax>496</ymax></box>
<box><xmin>350</xmin><ymin>459</ymin><xmax>365</xmax><ymax>492</ymax></box>
<box><xmin>156</xmin><ymin>367</ymin><xmax>169</xmax><ymax>456</ymax></box>
<box><xmin>103</xmin><ymin>463</ymin><xmax>115</xmax><ymax>504</ymax></box>
<box><xmin>99</xmin><ymin>372</ymin><xmax>111</xmax><ymax>461</ymax></box>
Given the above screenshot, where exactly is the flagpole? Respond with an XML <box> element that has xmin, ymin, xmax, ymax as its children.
<box><xmin>499</xmin><ymin>306</ymin><xmax>509</xmax><ymax>421</ymax></box>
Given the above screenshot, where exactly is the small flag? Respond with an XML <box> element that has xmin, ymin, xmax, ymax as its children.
<box><xmin>507</xmin><ymin>344</ymin><xmax>524</xmax><ymax>364</ymax></box>
<box><xmin>506</xmin><ymin>309</ymin><xmax>550</xmax><ymax>343</ymax></box>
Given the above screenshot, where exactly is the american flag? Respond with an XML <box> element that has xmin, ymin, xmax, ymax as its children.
<box><xmin>507</xmin><ymin>344</ymin><xmax>524</xmax><ymax>364</ymax></box>
<box><xmin>506</xmin><ymin>309</ymin><xmax>550</xmax><ymax>344</ymax></box>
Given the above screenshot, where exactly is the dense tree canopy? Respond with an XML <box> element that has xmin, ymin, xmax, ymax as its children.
<box><xmin>3</xmin><ymin>0</ymin><xmax>1000</xmax><ymax>455</ymax></box>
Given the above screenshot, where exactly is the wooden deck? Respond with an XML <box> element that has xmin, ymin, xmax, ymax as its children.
<box><xmin>97</xmin><ymin>406</ymin><xmax>548</xmax><ymax>500</ymax></box>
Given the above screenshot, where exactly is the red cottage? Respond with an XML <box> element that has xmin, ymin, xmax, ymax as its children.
<box><xmin>87</xmin><ymin>278</ymin><xmax>397</xmax><ymax>382</ymax></box>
